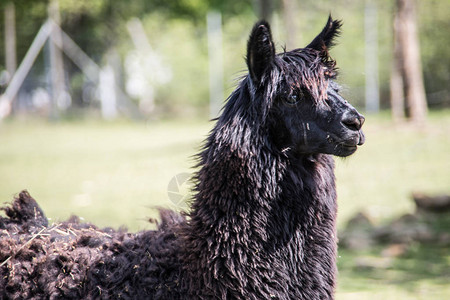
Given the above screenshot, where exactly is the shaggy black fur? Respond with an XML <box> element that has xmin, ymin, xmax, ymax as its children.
<box><xmin>0</xmin><ymin>16</ymin><xmax>365</xmax><ymax>299</ymax></box>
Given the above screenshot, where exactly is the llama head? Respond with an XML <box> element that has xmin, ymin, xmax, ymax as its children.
<box><xmin>246</xmin><ymin>16</ymin><xmax>365</xmax><ymax>157</ymax></box>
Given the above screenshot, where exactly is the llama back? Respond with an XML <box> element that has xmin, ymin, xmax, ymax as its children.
<box><xmin>0</xmin><ymin>191</ymin><xmax>185</xmax><ymax>299</ymax></box>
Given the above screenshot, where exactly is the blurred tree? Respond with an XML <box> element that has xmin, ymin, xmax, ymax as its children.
<box><xmin>4</xmin><ymin>2</ymin><xmax>16</xmax><ymax>83</ymax></box>
<box><xmin>418</xmin><ymin>1</ymin><xmax>450</xmax><ymax>109</ymax></box>
<box><xmin>390</xmin><ymin>11</ymin><xmax>404</xmax><ymax>121</ymax></box>
<box><xmin>256</xmin><ymin>0</ymin><xmax>273</xmax><ymax>22</ymax></box>
<box><xmin>390</xmin><ymin>0</ymin><xmax>427</xmax><ymax>123</ymax></box>
<box><xmin>0</xmin><ymin>0</ymin><xmax>253</xmax><ymax>69</ymax></box>
<box><xmin>281</xmin><ymin>0</ymin><xmax>298</xmax><ymax>50</ymax></box>
<box><xmin>0</xmin><ymin>0</ymin><xmax>47</xmax><ymax>70</ymax></box>
<box><xmin>48</xmin><ymin>0</ymin><xmax>65</xmax><ymax>118</ymax></box>
<box><xmin>2</xmin><ymin>0</ymin><xmax>447</xmax><ymax>118</ymax></box>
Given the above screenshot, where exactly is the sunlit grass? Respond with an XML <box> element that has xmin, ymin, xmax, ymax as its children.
<box><xmin>335</xmin><ymin>111</ymin><xmax>450</xmax><ymax>228</ymax></box>
<box><xmin>337</xmin><ymin>244</ymin><xmax>450</xmax><ymax>299</ymax></box>
<box><xmin>0</xmin><ymin>118</ymin><xmax>212</xmax><ymax>231</ymax></box>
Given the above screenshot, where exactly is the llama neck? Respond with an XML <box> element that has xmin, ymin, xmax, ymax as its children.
<box><xmin>190</xmin><ymin>146</ymin><xmax>337</xmax><ymax>244</ymax></box>
<box><xmin>184</xmin><ymin>118</ymin><xmax>338</xmax><ymax>298</ymax></box>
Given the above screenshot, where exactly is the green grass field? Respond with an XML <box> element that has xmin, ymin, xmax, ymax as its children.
<box><xmin>1</xmin><ymin>111</ymin><xmax>449</xmax><ymax>298</ymax></box>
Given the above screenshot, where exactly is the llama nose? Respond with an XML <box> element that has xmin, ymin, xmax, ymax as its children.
<box><xmin>342</xmin><ymin>112</ymin><xmax>365</xmax><ymax>131</ymax></box>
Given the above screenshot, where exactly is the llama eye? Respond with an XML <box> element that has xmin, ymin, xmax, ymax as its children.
<box><xmin>283</xmin><ymin>91</ymin><xmax>303</xmax><ymax>105</ymax></box>
<box><xmin>285</xmin><ymin>95</ymin><xmax>298</xmax><ymax>104</ymax></box>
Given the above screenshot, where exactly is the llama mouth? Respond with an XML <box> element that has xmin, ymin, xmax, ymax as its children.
<box><xmin>357</xmin><ymin>131</ymin><xmax>366</xmax><ymax>146</ymax></box>
<box><xmin>325</xmin><ymin>133</ymin><xmax>360</xmax><ymax>156</ymax></box>
<box><xmin>342</xmin><ymin>143</ymin><xmax>357</xmax><ymax>149</ymax></box>
<box><xmin>342</xmin><ymin>144</ymin><xmax>357</xmax><ymax>151</ymax></box>
<box><xmin>342</xmin><ymin>131</ymin><xmax>365</xmax><ymax>148</ymax></box>
<box><xmin>336</xmin><ymin>143</ymin><xmax>358</xmax><ymax>157</ymax></box>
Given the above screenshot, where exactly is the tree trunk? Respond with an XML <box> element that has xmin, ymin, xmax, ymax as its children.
<box><xmin>256</xmin><ymin>0</ymin><xmax>273</xmax><ymax>22</ymax></box>
<box><xmin>365</xmin><ymin>1</ymin><xmax>380</xmax><ymax>113</ymax></box>
<box><xmin>48</xmin><ymin>0</ymin><xmax>66</xmax><ymax>118</ymax></box>
<box><xmin>281</xmin><ymin>0</ymin><xmax>298</xmax><ymax>50</ymax></box>
<box><xmin>4</xmin><ymin>2</ymin><xmax>16</xmax><ymax>81</ymax></box>
<box><xmin>390</xmin><ymin>7</ymin><xmax>405</xmax><ymax>122</ymax></box>
<box><xmin>391</xmin><ymin>0</ymin><xmax>427</xmax><ymax>123</ymax></box>
<box><xmin>4</xmin><ymin>2</ymin><xmax>17</xmax><ymax>111</ymax></box>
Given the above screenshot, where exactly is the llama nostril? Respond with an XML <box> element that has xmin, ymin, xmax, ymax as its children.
<box><xmin>359</xmin><ymin>115</ymin><xmax>365</xmax><ymax>127</ymax></box>
<box><xmin>342</xmin><ymin>115</ymin><xmax>362</xmax><ymax>131</ymax></box>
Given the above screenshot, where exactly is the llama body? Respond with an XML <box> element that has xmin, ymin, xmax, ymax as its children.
<box><xmin>0</xmin><ymin>17</ymin><xmax>364</xmax><ymax>299</ymax></box>
<box><xmin>182</xmin><ymin>81</ymin><xmax>340</xmax><ymax>299</ymax></box>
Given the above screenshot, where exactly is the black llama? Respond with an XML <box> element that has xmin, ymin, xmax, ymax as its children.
<box><xmin>0</xmin><ymin>16</ymin><xmax>364</xmax><ymax>299</ymax></box>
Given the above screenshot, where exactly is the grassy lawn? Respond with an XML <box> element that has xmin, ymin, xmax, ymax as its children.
<box><xmin>337</xmin><ymin>243</ymin><xmax>450</xmax><ymax>299</ymax></box>
<box><xmin>0</xmin><ymin>118</ymin><xmax>212</xmax><ymax>231</ymax></box>
<box><xmin>0</xmin><ymin>111</ymin><xmax>449</xmax><ymax>298</ymax></box>
<box><xmin>335</xmin><ymin>111</ymin><xmax>450</xmax><ymax>228</ymax></box>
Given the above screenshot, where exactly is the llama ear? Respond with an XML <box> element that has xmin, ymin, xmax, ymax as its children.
<box><xmin>306</xmin><ymin>15</ymin><xmax>342</xmax><ymax>52</ymax></box>
<box><xmin>246</xmin><ymin>21</ymin><xmax>275</xmax><ymax>85</ymax></box>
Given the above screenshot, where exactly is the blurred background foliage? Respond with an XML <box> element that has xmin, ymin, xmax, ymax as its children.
<box><xmin>0</xmin><ymin>0</ymin><xmax>448</xmax><ymax>118</ymax></box>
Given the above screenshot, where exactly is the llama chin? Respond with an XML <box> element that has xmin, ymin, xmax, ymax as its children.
<box><xmin>1</xmin><ymin>16</ymin><xmax>364</xmax><ymax>300</ymax></box>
